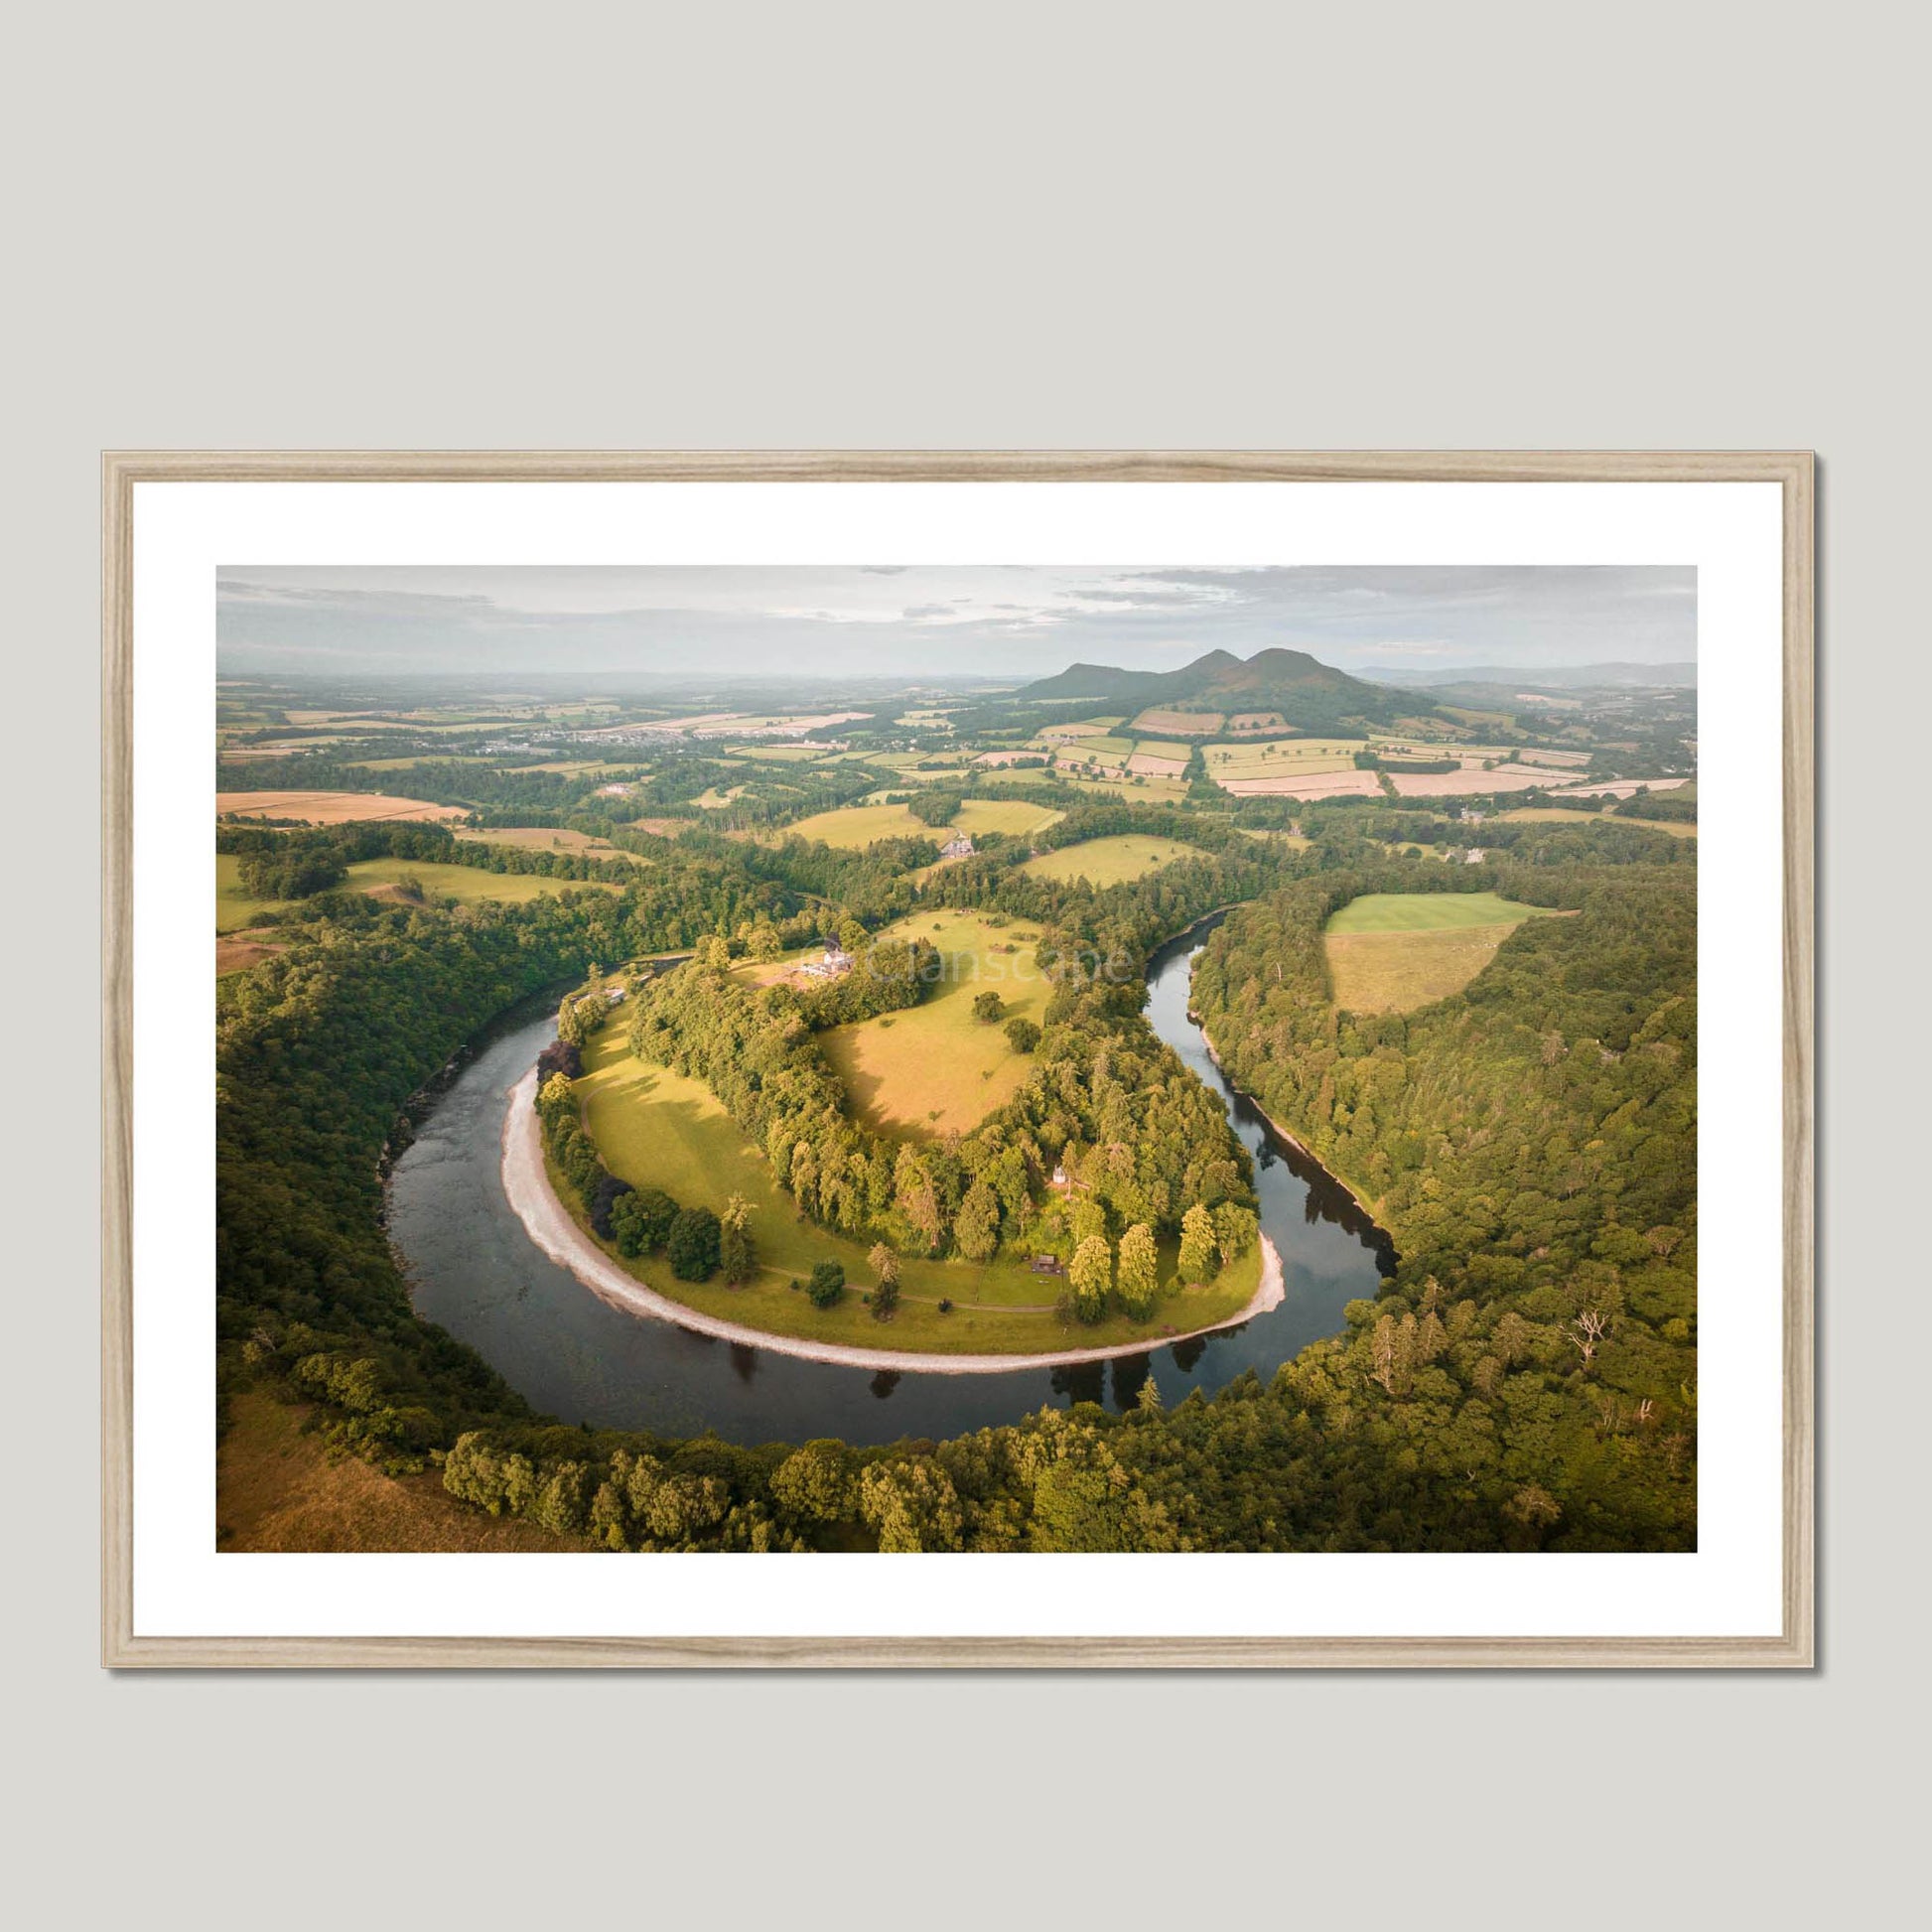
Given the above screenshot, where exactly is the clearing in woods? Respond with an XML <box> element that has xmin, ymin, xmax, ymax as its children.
<box><xmin>1322</xmin><ymin>891</ymin><xmax>1570</xmax><ymax>1013</ymax></box>
<box><xmin>818</xmin><ymin>908</ymin><xmax>1052</xmax><ymax>1139</ymax></box>
<box><xmin>215</xmin><ymin>852</ymin><xmax>621</xmax><ymax>941</ymax></box>
<box><xmin>1497</xmin><ymin>807</ymin><xmax>1697</xmax><ymax>839</ymax></box>
<box><xmin>1020</xmin><ymin>834</ymin><xmax>1205</xmax><ymax>887</ymax></box>
<box><xmin>783</xmin><ymin>797</ymin><xmax>1062</xmax><ymax>849</ymax></box>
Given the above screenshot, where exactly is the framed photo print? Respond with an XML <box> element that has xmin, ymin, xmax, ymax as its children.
<box><xmin>102</xmin><ymin>451</ymin><xmax>1813</xmax><ymax>1666</ymax></box>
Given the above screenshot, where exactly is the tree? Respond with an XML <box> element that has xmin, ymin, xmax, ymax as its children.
<box><xmin>611</xmin><ymin>1185</ymin><xmax>677</xmax><ymax>1257</ymax></box>
<box><xmin>1003</xmin><ymin>1017</ymin><xmax>1041</xmax><ymax>1053</ymax></box>
<box><xmin>1116</xmin><ymin>1222</ymin><xmax>1159</xmax><ymax>1319</ymax></box>
<box><xmin>771</xmin><ymin>1440</ymin><xmax>858</xmax><ymax>1524</ymax></box>
<box><xmin>953</xmin><ymin>1179</ymin><xmax>1001</xmax><ymax>1262</ymax></box>
<box><xmin>837</xmin><ymin>914</ymin><xmax>869</xmax><ymax>955</ymax></box>
<box><xmin>1070</xmin><ymin>1195</ymin><xmax>1108</xmax><ymax>1247</ymax></box>
<box><xmin>972</xmin><ymin>990</ymin><xmax>1005</xmax><ymax>1024</ymax></box>
<box><xmin>905</xmin><ymin>790</ymin><xmax>960</xmax><ymax>828</ymax></box>
<box><xmin>859</xmin><ymin>1458</ymin><xmax>964</xmax><ymax>1551</ymax></box>
<box><xmin>894</xmin><ymin>1145</ymin><xmax>945</xmax><ymax>1254</ymax></box>
<box><xmin>1212</xmin><ymin>1201</ymin><xmax>1259</xmax><ymax>1266</ymax></box>
<box><xmin>1069</xmin><ymin>1235</ymin><xmax>1112</xmax><ymax>1322</ymax></box>
<box><xmin>237</xmin><ymin>848</ymin><xmax>346</xmax><ymax>899</ymax></box>
<box><xmin>806</xmin><ymin>1259</ymin><xmax>846</xmax><ymax>1309</ymax></box>
<box><xmin>535</xmin><ymin>1038</ymin><xmax>583</xmax><ymax>1082</ymax></box>
<box><xmin>589</xmin><ymin>1172</ymin><xmax>634</xmax><ymax>1238</ymax></box>
<box><xmin>719</xmin><ymin>1194</ymin><xmax>756</xmax><ymax>1285</ymax></box>
<box><xmin>1178</xmin><ymin>1202</ymin><xmax>1218</xmax><ymax>1283</ymax></box>
<box><xmin>535</xmin><ymin>1070</ymin><xmax>576</xmax><ymax>1128</ymax></box>
<box><xmin>666</xmin><ymin>1205</ymin><xmax>722</xmax><ymax>1281</ymax></box>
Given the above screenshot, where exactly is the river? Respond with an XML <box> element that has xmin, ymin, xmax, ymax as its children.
<box><xmin>387</xmin><ymin>915</ymin><xmax>1394</xmax><ymax>1446</ymax></box>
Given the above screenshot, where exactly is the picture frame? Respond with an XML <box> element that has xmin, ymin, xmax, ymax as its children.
<box><xmin>102</xmin><ymin>449</ymin><xmax>1814</xmax><ymax>1668</ymax></box>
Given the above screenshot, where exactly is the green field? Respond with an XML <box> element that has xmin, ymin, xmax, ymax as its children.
<box><xmin>1326</xmin><ymin>891</ymin><xmax>1563</xmax><ymax>933</ymax></box>
<box><xmin>1038</xmin><ymin>769</ymin><xmax>1190</xmax><ymax>803</ymax></box>
<box><xmin>1204</xmin><ymin>737</ymin><xmax>1363</xmax><ymax>781</ymax></box>
<box><xmin>215</xmin><ymin>851</ymin><xmax>620</xmax><ymax>933</ymax></box>
<box><xmin>1021</xmin><ymin>834</ymin><xmax>1204</xmax><ymax>887</ymax></box>
<box><xmin>820</xmin><ymin>909</ymin><xmax>1052</xmax><ymax>1137</ymax></box>
<box><xmin>215</xmin><ymin>853</ymin><xmax>285</xmax><ymax>930</ymax></box>
<box><xmin>1497</xmin><ymin>807</ymin><xmax>1697</xmax><ymax>839</ymax></box>
<box><xmin>1053</xmin><ymin>734</ymin><xmax>1134</xmax><ymax>760</ymax></box>
<box><xmin>785</xmin><ymin>797</ymin><xmax>1062</xmax><ymax>849</ymax></box>
<box><xmin>347</xmin><ymin>860</ymin><xmax>622</xmax><ymax>905</ymax></box>
<box><xmin>1323</xmin><ymin>892</ymin><xmax>1567</xmax><ymax>1012</ymax></box>
<box><xmin>574</xmin><ymin>1017</ymin><xmax>1258</xmax><ymax>1354</ymax></box>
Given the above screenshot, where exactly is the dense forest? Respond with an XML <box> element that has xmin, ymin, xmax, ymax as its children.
<box><xmin>1184</xmin><ymin>859</ymin><xmax>1700</xmax><ymax>1549</ymax></box>
<box><xmin>218</xmin><ymin>784</ymin><xmax>1697</xmax><ymax>1550</ymax></box>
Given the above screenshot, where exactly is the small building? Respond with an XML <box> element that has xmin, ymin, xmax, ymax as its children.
<box><xmin>1464</xmin><ymin>848</ymin><xmax>1487</xmax><ymax>865</ymax></box>
<box><xmin>798</xmin><ymin>943</ymin><xmax>854</xmax><ymax>981</ymax></box>
<box><xmin>940</xmin><ymin>833</ymin><xmax>976</xmax><ymax>860</ymax></box>
<box><xmin>1031</xmin><ymin>1255</ymin><xmax>1065</xmax><ymax>1276</ymax></box>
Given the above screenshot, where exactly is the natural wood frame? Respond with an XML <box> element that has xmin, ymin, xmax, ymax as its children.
<box><xmin>101</xmin><ymin>449</ymin><xmax>1815</xmax><ymax>1669</ymax></box>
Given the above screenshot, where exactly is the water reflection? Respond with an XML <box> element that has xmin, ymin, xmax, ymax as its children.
<box><xmin>388</xmin><ymin>915</ymin><xmax>1395</xmax><ymax>1448</ymax></box>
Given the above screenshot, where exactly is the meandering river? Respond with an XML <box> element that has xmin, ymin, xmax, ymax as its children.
<box><xmin>387</xmin><ymin>916</ymin><xmax>1394</xmax><ymax>1446</ymax></box>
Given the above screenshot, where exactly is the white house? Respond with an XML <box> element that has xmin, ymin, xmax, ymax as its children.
<box><xmin>798</xmin><ymin>943</ymin><xmax>854</xmax><ymax>981</ymax></box>
<box><xmin>940</xmin><ymin>833</ymin><xmax>976</xmax><ymax>860</ymax></box>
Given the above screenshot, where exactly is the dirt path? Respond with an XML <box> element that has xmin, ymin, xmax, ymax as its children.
<box><xmin>501</xmin><ymin>1066</ymin><xmax>1285</xmax><ymax>1376</ymax></box>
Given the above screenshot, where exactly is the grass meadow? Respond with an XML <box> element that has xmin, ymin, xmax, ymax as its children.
<box><xmin>784</xmin><ymin>797</ymin><xmax>1062</xmax><ymax>849</ymax></box>
<box><xmin>820</xmin><ymin>909</ymin><xmax>1053</xmax><ymax>1137</ymax></box>
<box><xmin>1322</xmin><ymin>892</ymin><xmax>1569</xmax><ymax>1013</ymax></box>
<box><xmin>215</xmin><ymin>852</ymin><xmax>621</xmax><ymax>951</ymax></box>
<box><xmin>1021</xmin><ymin>834</ymin><xmax>1205</xmax><ymax>887</ymax></box>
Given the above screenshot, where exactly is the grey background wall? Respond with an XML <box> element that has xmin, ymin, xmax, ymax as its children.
<box><xmin>7</xmin><ymin>4</ymin><xmax>1918</xmax><ymax>1924</ymax></box>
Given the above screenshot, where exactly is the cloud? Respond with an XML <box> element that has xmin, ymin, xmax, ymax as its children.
<box><xmin>216</xmin><ymin>563</ymin><xmax>1696</xmax><ymax>679</ymax></box>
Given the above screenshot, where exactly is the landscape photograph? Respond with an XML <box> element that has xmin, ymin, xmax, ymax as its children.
<box><xmin>214</xmin><ymin>563</ymin><xmax>1699</xmax><ymax>1555</ymax></box>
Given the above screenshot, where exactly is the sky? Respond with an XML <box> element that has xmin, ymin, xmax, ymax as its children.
<box><xmin>216</xmin><ymin>565</ymin><xmax>1697</xmax><ymax>680</ymax></box>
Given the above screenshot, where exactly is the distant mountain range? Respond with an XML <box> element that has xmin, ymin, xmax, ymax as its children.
<box><xmin>1017</xmin><ymin>646</ymin><xmax>1414</xmax><ymax>730</ymax></box>
<box><xmin>1359</xmin><ymin>660</ymin><xmax>1698</xmax><ymax>690</ymax></box>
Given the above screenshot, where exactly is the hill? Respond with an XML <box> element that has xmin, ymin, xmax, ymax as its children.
<box><xmin>1016</xmin><ymin>645</ymin><xmax>1415</xmax><ymax>733</ymax></box>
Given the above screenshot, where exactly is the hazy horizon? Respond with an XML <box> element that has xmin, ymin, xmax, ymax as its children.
<box><xmin>217</xmin><ymin>565</ymin><xmax>1697</xmax><ymax>680</ymax></box>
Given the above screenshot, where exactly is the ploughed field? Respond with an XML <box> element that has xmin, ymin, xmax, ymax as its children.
<box><xmin>214</xmin><ymin>789</ymin><xmax>469</xmax><ymax>824</ymax></box>
<box><xmin>572</xmin><ymin>1012</ymin><xmax>1260</xmax><ymax>1355</ymax></box>
<box><xmin>1020</xmin><ymin>834</ymin><xmax>1204</xmax><ymax>887</ymax></box>
<box><xmin>818</xmin><ymin>909</ymin><xmax>1052</xmax><ymax>1138</ymax></box>
<box><xmin>1322</xmin><ymin>891</ymin><xmax>1570</xmax><ymax>1014</ymax></box>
